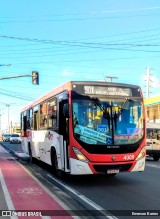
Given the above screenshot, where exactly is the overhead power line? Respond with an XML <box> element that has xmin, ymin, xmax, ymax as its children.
<box><xmin>0</xmin><ymin>87</ymin><xmax>36</xmax><ymax>101</ymax></box>
<box><xmin>0</xmin><ymin>13</ymin><xmax>160</xmax><ymax>23</ymax></box>
<box><xmin>0</xmin><ymin>90</ymin><xmax>34</xmax><ymax>101</ymax></box>
<box><xmin>0</xmin><ymin>6</ymin><xmax>160</xmax><ymax>23</ymax></box>
<box><xmin>0</xmin><ymin>6</ymin><xmax>160</xmax><ymax>20</ymax></box>
<box><xmin>1</xmin><ymin>35</ymin><xmax>160</xmax><ymax>47</ymax></box>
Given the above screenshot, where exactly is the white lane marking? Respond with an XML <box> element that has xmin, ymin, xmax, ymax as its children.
<box><xmin>19</xmin><ymin>163</ymin><xmax>76</xmax><ymax>219</ymax></box>
<box><xmin>47</xmin><ymin>174</ymin><xmax>118</xmax><ymax>219</ymax></box>
<box><xmin>0</xmin><ymin>169</ymin><xmax>18</xmax><ymax>219</ymax></box>
<box><xmin>146</xmin><ymin>163</ymin><xmax>160</xmax><ymax>169</ymax></box>
<box><xmin>17</xmin><ymin>187</ymin><xmax>43</xmax><ymax>195</ymax></box>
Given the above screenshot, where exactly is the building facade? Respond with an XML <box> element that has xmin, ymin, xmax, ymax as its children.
<box><xmin>144</xmin><ymin>96</ymin><xmax>160</xmax><ymax>123</ymax></box>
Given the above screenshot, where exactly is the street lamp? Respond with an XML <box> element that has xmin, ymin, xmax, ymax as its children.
<box><xmin>6</xmin><ymin>104</ymin><xmax>10</xmax><ymax>134</ymax></box>
<box><xmin>105</xmin><ymin>75</ymin><xmax>118</xmax><ymax>82</ymax></box>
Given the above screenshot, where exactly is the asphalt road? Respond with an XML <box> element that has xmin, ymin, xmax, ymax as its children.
<box><xmin>1</xmin><ymin>141</ymin><xmax>160</xmax><ymax>219</ymax></box>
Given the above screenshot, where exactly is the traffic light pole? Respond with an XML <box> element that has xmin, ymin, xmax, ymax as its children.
<box><xmin>0</xmin><ymin>71</ymin><xmax>39</xmax><ymax>85</ymax></box>
<box><xmin>0</xmin><ymin>74</ymin><xmax>31</xmax><ymax>80</ymax></box>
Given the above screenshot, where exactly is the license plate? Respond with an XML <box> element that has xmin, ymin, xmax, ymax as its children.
<box><xmin>107</xmin><ymin>169</ymin><xmax>119</xmax><ymax>174</ymax></box>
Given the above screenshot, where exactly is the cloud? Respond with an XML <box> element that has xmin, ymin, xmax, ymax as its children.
<box><xmin>61</xmin><ymin>69</ymin><xmax>74</xmax><ymax>77</ymax></box>
<box><xmin>142</xmin><ymin>74</ymin><xmax>160</xmax><ymax>88</ymax></box>
<box><xmin>151</xmin><ymin>76</ymin><xmax>160</xmax><ymax>88</ymax></box>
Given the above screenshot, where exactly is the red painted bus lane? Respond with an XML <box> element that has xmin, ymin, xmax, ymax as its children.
<box><xmin>0</xmin><ymin>157</ymin><xmax>73</xmax><ymax>219</ymax></box>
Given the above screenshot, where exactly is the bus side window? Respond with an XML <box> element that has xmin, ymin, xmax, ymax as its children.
<box><xmin>40</xmin><ymin>102</ymin><xmax>48</xmax><ymax>128</ymax></box>
<box><xmin>33</xmin><ymin>111</ymin><xmax>37</xmax><ymax>130</ymax></box>
<box><xmin>23</xmin><ymin>115</ymin><xmax>27</xmax><ymax>132</ymax></box>
<box><xmin>21</xmin><ymin>112</ymin><xmax>27</xmax><ymax>135</ymax></box>
<box><xmin>48</xmin><ymin>98</ymin><xmax>57</xmax><ymax>129</ymax></box>
<box><xmin>33</xmin><ymin>105</ymin><xmax>39</xmax><ymax>130</ymax></box>
<box><xmin>29</xmin><ymin>108</ymin><xmax>33</xmax><ymax>129</ymax></box>
<box><xmin>26</xmin><ymin>109</ymin><xmax>33</xmax><ymax>129</ymax></box>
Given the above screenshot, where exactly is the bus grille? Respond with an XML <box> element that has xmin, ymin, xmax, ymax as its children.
<box><xmin>93</xmin><ymin>164</ymin><xmax>132</xmax><ymax>173</ymax></box>
<box><xmin>82</xmin><ymin>144</ymin><xmax>139</xmax><ymax>154</ymax></box>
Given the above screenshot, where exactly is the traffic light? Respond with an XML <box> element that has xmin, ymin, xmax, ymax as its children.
<box><xmin>32</xmin><ymin>71</ymin><xmax>39</xmax><ymax>85</ymax></box>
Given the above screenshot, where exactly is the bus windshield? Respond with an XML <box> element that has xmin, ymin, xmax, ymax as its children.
<box><xmin>73</xmin><ymin>97</ymin><xmax>144</xmax><ymax>145</ymax></box>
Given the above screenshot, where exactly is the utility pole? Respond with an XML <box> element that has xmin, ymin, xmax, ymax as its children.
<box><xmin>146</xmin><ymin>67</ymin><xmax>151</xmax><ymax>98</ymax></box>
<box><xmin>10</xmin><ymin>121</ymin><xmax>12</xmax><ymax>134</ymax></box>
<box><xmin>105</xmin><ymin>75</ymin><xmax>118</xmax><ymax>82</ymax></box>
<box><xmin>6</xmin><ymin>104</ymin><xmax>10</xmax><ymax>134</ymax></box>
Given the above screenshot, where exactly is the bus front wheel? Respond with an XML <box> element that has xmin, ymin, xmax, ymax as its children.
<box><xmin>51</xmin><ymin>149</ymin><xmax>65</xmax><ymax>178</ymax></box>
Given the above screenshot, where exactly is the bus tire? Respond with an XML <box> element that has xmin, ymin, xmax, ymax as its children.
<box><xmin>153</xmin><ymin>155</ymin><xmax>160</xmax><ymax>161</ymax></box>
<box><xmin>51</xmin><ymin>148</ymin><xmax>65</xmax><ymax>178</ymax></box>
<box><xmin>28</xmin><ymin>144</ymin><xmax>35</xmax><ymax>163</ymax></box>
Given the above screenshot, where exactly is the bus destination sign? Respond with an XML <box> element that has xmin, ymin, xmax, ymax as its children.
<box><xmin>84</xmin><ymin>86</ymin><xmax>132</xmax><ymax>96</ymax></box>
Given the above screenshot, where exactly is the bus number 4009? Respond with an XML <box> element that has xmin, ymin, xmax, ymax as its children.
<box><xmin>123</xmin><ymin>155</ymin><xmax>135</xmax><ymax>161</ymax></box>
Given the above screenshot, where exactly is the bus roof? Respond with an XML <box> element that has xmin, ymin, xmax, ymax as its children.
<box><xmin>21</xmin><ymin>81</ymin><xmax>141</xmax><ymax>112</ymax></box>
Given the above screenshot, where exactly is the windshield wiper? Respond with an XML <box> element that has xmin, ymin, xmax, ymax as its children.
<box><xmin>117</xmin><ymin>98</ymin><xmax>133</xmax><ymax>116</ymax></box>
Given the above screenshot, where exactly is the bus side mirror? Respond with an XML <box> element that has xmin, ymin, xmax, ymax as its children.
<box><xmin>63</xmin><ymin>103</ymin><xmax>70</xmax><ymax>118</ymax></box>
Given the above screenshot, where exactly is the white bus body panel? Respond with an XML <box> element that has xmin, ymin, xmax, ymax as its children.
<box><xmin>131</xmin><ymin>157</ymin><xmax>145</xmax><ymax>172</ymax></box>
<box><xmin>21</xmin><ymin>137</ymin><xmax>29</xmax><ymax>155</ymax></box>
<box><xmin>23</xmin><ymin>130</ymin><xmax>65</xmax><ymax>169</ymax></box>
<box><xmin>70</xmin><ymin>158</ymin><xmax>92</xmax><ymax>175</ymax></box>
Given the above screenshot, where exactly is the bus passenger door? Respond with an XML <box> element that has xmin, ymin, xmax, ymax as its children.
<box><xmin>21</xmin><ymin>113</ymin><xmax>28</xmax><ymax>154</ymax></box>
<box><xmin>59</xmin><ymin>100</ymin><xmax>70</xmax><ymax>173</ymax></box>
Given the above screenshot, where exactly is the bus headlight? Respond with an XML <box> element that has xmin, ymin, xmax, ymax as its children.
<box><xmin>136</xmin><ymin>147</ymin><xmax>146</xmax><ymax>161</ymax></box>
<box><xmin>73</xmin><ymin>147</ymin><xmax>89</xmax><ymax>163</ymax></box>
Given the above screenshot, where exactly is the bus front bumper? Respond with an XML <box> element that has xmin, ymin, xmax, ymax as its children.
<box><xmin>69</xmin><ymin>157</ymin><xmax>145</xmax><ymax>175</ymax></box>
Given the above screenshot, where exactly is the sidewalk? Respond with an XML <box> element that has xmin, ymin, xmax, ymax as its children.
<box><xmin>0</xmin><ymin>145</ymin><xmax>74</xmax><ymax>219</ymax></box>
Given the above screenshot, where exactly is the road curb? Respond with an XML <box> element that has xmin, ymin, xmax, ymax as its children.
<box><xmin>0</xmin><ymin>142</ymin><xmax>29</xmax><ymax>161</ymax></box>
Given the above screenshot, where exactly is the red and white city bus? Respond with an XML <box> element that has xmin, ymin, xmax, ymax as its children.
<box><xmin>21</xmin><ymin>81</ymin><xmax>146</xmax><ymax>176</ymax></box>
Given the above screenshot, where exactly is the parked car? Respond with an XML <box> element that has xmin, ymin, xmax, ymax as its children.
<box><xmin>10</xmin><ymin>134</ymin><xmax>21</xmax><ymax>144</ymax></box>
<box><xmin>2</xmin><ymin>134</ymin><xmax>11</xmax><ymax>142</ymax></box>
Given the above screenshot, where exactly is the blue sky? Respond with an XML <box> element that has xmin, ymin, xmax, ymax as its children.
<box><xmin>0</xmin><ymin>0</ymin><xmax>160</xmax><ymax>131</ymax></box>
